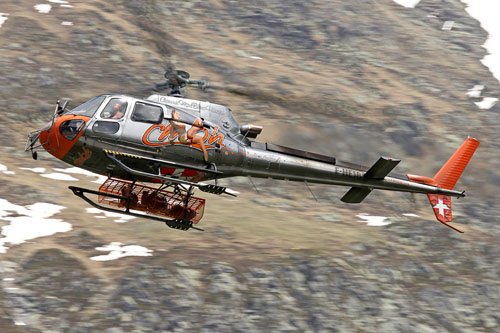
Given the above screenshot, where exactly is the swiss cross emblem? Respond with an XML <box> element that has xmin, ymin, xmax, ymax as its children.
<box><xmin>428</xmin><ymin>194</ymin><xmax>452</xmax><ymax>223</ymax></box>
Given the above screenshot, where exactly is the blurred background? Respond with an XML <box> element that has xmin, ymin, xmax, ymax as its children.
<box><xmin>0</xmin><ymin>0</ymin><xmax>499</xmax><ymax>332</ymax></box>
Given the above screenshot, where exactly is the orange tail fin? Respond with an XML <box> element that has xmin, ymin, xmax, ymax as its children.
<box><xmin>432</xmin><ymin>137</ymin><xmax>480</xmax><ymax>190</ymax></box>
<box><xmin>429</xmin><ymin>138</ymin><xmax>479</xmax><ymax>232</ymax></box>
<box><xmin>409</xmin><ymin>138</ymin><xmax>480</xmax><ymax>233</ymax></box>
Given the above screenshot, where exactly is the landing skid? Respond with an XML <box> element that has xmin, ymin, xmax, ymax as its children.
<box><xmin>69</xmin><ymin>186</ymin><xmax>203</xmax><ymax>231</ymax></box>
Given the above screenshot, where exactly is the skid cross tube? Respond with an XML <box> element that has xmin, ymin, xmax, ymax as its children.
<box><xmin>68</xmin><ymin>186</ymin><xmax>203</xmax><ymax>231</ymax></box>
<box><xmin>106</xmin><ymin>153</ymin><xmax>238</xmax><ymax>197</ymax></box>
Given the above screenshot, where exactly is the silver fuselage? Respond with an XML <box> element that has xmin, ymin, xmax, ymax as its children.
<box><xmin>49</xmin><ymin>94</ymin><xmax>463</xmax><ymax>198</ymax></box>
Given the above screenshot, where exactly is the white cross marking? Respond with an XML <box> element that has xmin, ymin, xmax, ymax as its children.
<box><xmin>171</xmin><ymin>169</ymin><xmax>183</xmax><ymax>177</ymax></box>
<box><xmin>433</xmin><ymin>199</ymin><xmax>449</xmax><ymax>217</ymax></box>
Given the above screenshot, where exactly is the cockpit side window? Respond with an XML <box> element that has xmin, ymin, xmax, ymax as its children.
<box><xmin>100</xmin><ymin>98</ymin><xmax>128</xmax><ymax>119</ymax></box>
<box><xmin>131</xmin><ymin>102</ymin><xmax>163</xmax><ymax>124</ymax></box>
<box><xmin>67</xmin><ymin>95</ymin><xmax>106</xmax><ymax>118</ymax></box>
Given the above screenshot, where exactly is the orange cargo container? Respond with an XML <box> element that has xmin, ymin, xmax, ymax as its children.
<box><xmin>98</xmin><ymin>178</ymin><xmax>205</xmax><ymax>224</ymax></box>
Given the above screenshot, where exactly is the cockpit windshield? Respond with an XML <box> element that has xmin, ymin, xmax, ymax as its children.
<box><xmin>67</xmin><ymin>95</ymin><xmax>107</xmax><ymax>117</ymax></box>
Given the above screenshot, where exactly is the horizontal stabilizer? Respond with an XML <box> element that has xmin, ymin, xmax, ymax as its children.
<box><xmin>341</xmin><ymin>187</ymin><xmax>372</xmax><ymax>203</ymax></box>
<box><xmin>364</xmin><ymin>156</ymin><xmax>400</xmax><ymax>180</ymax></box>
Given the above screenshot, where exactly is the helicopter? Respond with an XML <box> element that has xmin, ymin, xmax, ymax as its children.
<box><xmin>25</xmin><ymin>69</ymin><xmax>479</xmax><ymax>232</ymax></box>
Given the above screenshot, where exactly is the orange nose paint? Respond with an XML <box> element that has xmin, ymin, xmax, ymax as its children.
<box><xmin>40</xmin><ymin>115</ymin><xmax>90</xmax><ymax>159</ymax></box>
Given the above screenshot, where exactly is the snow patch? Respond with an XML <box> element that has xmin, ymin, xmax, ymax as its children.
<box><xmin>48</xmin><ymin>0</ymin><xmax>73</xmax><ymax>8</ymax></box>
<box><xmin>34</xmin><ymin>4</ymin><xmax>52</xmax><ymax>14</ymax></box>
<box><xmin>54</xmin><ymin>167</ymin><xmax>107</xmax><ymax>184</ymax></box>
<box><xmin>442</xmin><ymin>21</ymin><xmax>454</xmax><ymax>31</ymax></box>
<box><xmin>90</xmin><ymin>242</ymin><xmax>153</xmax><ymax>261</ymax></box>
<box><xmin>40</xmin><ymin>173</ymin><xmax>79</xmax><ymax>181</ymax></box>
<box><xmin>0</xmin><ymin>199</ymin><xmax>72</xmax><ymax>253</ymax></box>
<box><xmin>403</xmin><ymin>213</ymin><xmax>419</xmax><ymax>217</ymax></box>
<box><xmin>357</xmin><ymin>214</ymin><xmax>392</xmax><ymax>227</ymax></box>
<box><xmin>0</xmin><ymin>163</ymin><xmax>15</xmax><ymax>175</ymax></box>
<box><xmin>86</xmin><ymin>207</ymin><xmax>135</xmax><ymax>223</ymax></box>
<box><xmin>20</xmin><ymin>167</ymin><xmax>46</xmax><ymax>173</ymax></box>
<box><xmin>21</xmin><ymin>166</ymin><xmax>107</xmax><ymax>183</ymax></box>
<box><xmin>475</xmin><ymin>97</ymin><xmax>498</xmax><ymax>109</ymax></box>
<box><xmin>462</xmin><ymin>0</ymin><xmax>500</xmax><ymax>83</ymax></box>
<box><xmin>392</xmin><ymin>0</ymin><xmax>421</xmax><ymax>8</ymax></box>
<box><xmin>466</xmin><ymin>85</ymin><xmax>484</xmax><ymax>98</ymax></box>
<box><xmin>0</xmin><ymin>13</ymin><xmax>8</xmax><ymax>28</ymax></box>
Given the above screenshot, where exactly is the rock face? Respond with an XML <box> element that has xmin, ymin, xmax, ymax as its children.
<box><xmin>0</xmin><ymin>0</ymin><xmax>499</xmax><ymax>332</ymax></box>
<box><xmin>1</xmin><ymin>248</ymin><xmax>499</xmax><ymax>332</ymax></box>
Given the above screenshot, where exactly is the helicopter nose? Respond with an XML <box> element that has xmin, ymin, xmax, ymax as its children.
<box><xmin>39</xmin><ymin>115</ymin><xmax>90</xmax><ymax>159</ymax></box>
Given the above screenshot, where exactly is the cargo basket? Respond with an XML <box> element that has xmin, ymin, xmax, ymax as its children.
<box><xmin>98</xmin><ymin>178</ymin><xmax>205</xmax><ymax>224</ymax></box>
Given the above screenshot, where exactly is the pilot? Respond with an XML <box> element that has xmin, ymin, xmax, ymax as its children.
<box><xmin>110</xmin><ymin>103</ymin><xmax>124</xmax><ymax>119</ymax></box>
<box><xmin>103</xmin><ymin>102</ymin><xmax>124</xmax><ymax>119</ymax></box>
<box><xmin>170</xmin><ymin>109</ymin><xmax>209</xmax><ymax>163</ymax></box>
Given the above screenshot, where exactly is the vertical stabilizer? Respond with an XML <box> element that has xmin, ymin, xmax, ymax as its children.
<box><xmin>408</xmin><ymin>138</ymin><xmax>479</xmax><ymax>233</ymax></box>
<box><xmin>432</xmin><ymin>138</ymin><xmax>480</xmax><ymax>190</ymax></box>
<box><xmin>428</xmin><ymin>138</ymin><xmax>479</xmax><ymax>232</ymax></box>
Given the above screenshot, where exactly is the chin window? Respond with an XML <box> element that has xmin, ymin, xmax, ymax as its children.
<box><xmin>60</xmin><ymin>119</ymin><xmax>85</xmax><ymax>140</ymax></box>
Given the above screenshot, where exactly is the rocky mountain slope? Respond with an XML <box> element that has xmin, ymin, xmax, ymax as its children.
<box><xmin>0</xmin><ymin>0</ymin><xmax>499</xmax><ymax>332</ymax></box>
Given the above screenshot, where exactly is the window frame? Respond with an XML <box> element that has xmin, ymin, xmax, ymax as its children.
<box><xmin>99</xmin><ymin>98</ymin><xmax>129</xmax><ymax>120</ymax></box>
<box><xmin>59</xmin><ymin>119</ymin><xmax>86</xmax><ymax>141</ymax></box>
<box><xmin>130</xmin><ymin>101</ymin><xmax>164</xmax><ymax>124</ymax></box>
<box><xmin>91</xmin><ymin>121</ymin><xmax>121</xmax><ymax>135</ymax></box>
<box><xmin>67</xmin><ymin>95</ymin><xmax>107</xmax><ymax>118</ymax></box>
